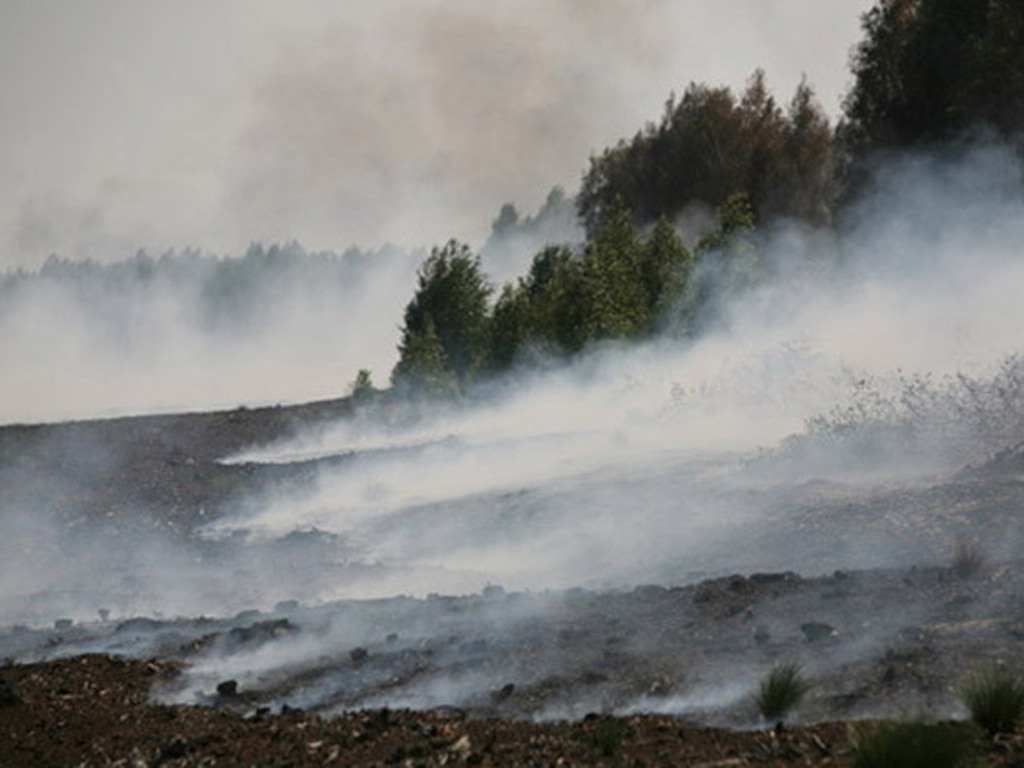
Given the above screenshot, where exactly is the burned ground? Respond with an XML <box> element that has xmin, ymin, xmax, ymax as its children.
<box><xmin>3</xmin><ymin>401</ymin><xmax>1024</xmax><ymax>764</ymax></box>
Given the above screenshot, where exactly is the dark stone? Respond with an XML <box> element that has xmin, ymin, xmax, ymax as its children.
<box><xmin>216</xmin><ymin>679</ymin><xmax>238</xmax><ymax>697</ymax></box>
<box><xmin>350</xmin><ymin>646</ymin><xmax>369</xmax><ymax>664</ymax></box>
<box><xmin>54</xmin><ymin>618</ymin><xmax>73</xmax><ymax>630</ymax></box>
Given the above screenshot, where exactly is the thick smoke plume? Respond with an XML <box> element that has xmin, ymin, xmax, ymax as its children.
<box><xmin>0</xmin><ymin>1</ymin><xmax>867</xmax><ymax>266</ymax></box>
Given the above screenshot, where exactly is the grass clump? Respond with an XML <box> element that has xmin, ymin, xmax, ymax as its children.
<box><xmin>849</xmin><ymin>720</ymin><xmax>978</xmax><ymax>768</ymax></box>
<box><xmin>591</xmin><ymin>717</ymin><xmax>627</xmax><ymax>757</ymax></box>
<box><xmin>952</xmin><ymin>541</ymin><xmax>987</xmax><ymax>579</ymax></box>
<box><xmin>754</xmin><ymin>661</ymin><xmax>811</xmax><ymax>722</ymax></box>
<box><xmin>962</xmin><ymin>666</ymin><xmax>1024</xmax><ymax>736</ymax></box>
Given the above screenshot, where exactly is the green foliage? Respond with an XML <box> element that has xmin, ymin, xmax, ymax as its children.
<box><xmin>391</xmin><ymin>315</ymin><xmax>459</xmax><ymax>398</ymax></box>
<box><xmin>697</xmin><ymin>192</ymin><xmax>756</xmax><ymax>254</ymax></box>
<box><xmin>392</xmin><ymin>240</ymin><xmax>493</xmax><ymax>394</ymax></box>
<box><xmin>640</xmin><ymin>216</ymin><xmax>695</xmax><ymax>333</ymax></box>
<box><xmin>483</xmin><ymin>205</ymin><xmax>703</xmax><ymax>371</ymax></box>
<box><xmin>753</xmin><ymin>662</ymin><xmax>811</xmax><ymax>721</ymax></box>
<box><xmin>580</xmin><ymin>200</ymin><xmax>649</xmax><ymax>340</ymax></box>
<box><xmin>578</xmin><ymin>70</ymin><xmax>836</xmax><ymax>235</ymax></box>
<box><xmin>841</xmin><ymin>0</ymin><xmax>1024</xmax><ymax>162</ymax></box>
<box><xmin>849</xmin><ymin>720</ymin><xmax>979</xmax><ymax>768</ymax></box>
<box><xmin>488</xmin><ymin>283</ymin><xmax>534</xmax><ymax>370</ymax></box>
<box><xmin>962</xmin><ymin>666</ymin><xmax>1024</xmax><ymax>736</ymax></box>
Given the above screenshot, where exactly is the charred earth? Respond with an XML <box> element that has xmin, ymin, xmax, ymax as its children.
<box><xmin>3</xmin><ymin>400</ymin><xmax>1024</xmax><ymax>765</ymax></box>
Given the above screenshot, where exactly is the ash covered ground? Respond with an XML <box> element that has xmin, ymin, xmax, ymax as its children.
<box><xmin>4</xmin><ymin>394</ymin><xmax>1024</xmax><ymax>765</ymax></box>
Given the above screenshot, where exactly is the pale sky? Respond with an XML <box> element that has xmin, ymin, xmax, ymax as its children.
<box><xmin>0</xmin><ymin>1</ymin><xmax>872</xmax><ymax>268</ymax></box>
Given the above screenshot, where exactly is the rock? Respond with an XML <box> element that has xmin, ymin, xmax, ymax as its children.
<box><xmin>54</xmin><ymin>618</ymin><xmax>73</xmax><ymax>631</ymax></box>
<box><xmin>216</xmin><ymin>679</ymin><xmax>238</xmax><ymax>697</ymax></box>
<box><xmin>350</xmin><ymin>646</ymin><xmax>369</xmax><ymax>664</ymax></box>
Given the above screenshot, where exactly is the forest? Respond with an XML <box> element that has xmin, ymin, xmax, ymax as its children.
<box><xmin>2</xmin><ymin>0</ymin><xmax>1022</xmax><ymax>407</ymax></box>
<box><xmin>388</xmin><ymin>0</ymin><xmax>1024</xmax><ymax>399</ymax></box>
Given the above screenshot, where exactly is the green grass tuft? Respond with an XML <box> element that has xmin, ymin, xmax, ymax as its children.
<box><xmin>753</xmin><ymin>661</ymin><xmax>811</xmax><ymax>721</ymax></box>
<box><xmin>849</xmin><ymin>720</ymin><xmax>978</xmax><ymax>768</ymax></box>
<box><xmin>962</xmin><ymin>666</ymin><xmax>1024</xmax><ymax>736</ymax></box>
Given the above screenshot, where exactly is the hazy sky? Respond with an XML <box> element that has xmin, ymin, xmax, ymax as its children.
<box><xmin>0</xmin><ymin>1</ymin><xmax>871</xmax><ymax>268</ymax></box>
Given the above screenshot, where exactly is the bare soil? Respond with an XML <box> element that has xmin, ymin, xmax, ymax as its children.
<box><xmin>4</xmin><ymin>400</ymin><xmax>1024</xmax><ymax>765</ymax></box>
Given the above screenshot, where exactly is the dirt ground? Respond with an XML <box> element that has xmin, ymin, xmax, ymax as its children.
<box><xmin>4</xmin><ymin>400</ymin><xmax>1024</xmax><ymax>765</ymax></box>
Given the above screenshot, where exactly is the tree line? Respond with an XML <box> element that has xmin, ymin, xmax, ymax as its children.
<box><xmin>385</xmin><ymin>0</ymin><xmax>1024</xmax><ymax>400</ymax></box>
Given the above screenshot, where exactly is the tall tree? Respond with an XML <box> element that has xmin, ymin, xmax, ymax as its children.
<box><xmin>391</xmin><ymin>315</ymin><xmax>458</xmax><ymax>398</ymax></box>
<box><xmin>581</xmin><ymin>201</ymin><xmax>649</xmax><ymax>340</ymax></box>
<box><xmin>578</xmin><ymin>72</ymin><xmax>837</xmax><ymax>235</ymax></box>
<box><xmin>391</xmin><ymin>240</ymin><xmax>493</xmax><ymax>392</ymax></box>
<box><xmin>639</xmin><ymin>216</ymin><xmax>695</xmax><ymax>332</ymax></box>
<box><xmin>841</xmin><ymin>0</ymin><xmax>1024</xmax><ymax>162</ymax></box>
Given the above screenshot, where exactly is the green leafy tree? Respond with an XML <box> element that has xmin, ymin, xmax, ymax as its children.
<box><xmin>841</xmin><ymin>0</ymin><xmax>1024</xmax><ymax>164</ymax></box>
<box><xmin>581</xmin><ymin>201</ymin><xmax>649</xmax><ymax>340</ymax></box>
<box><xmin>391</xmin><ymin>315</ymin><xmax>458</xmax><ymax>398</ymax></box>
<box><xmin>697</xmin><ymin>192</ymin><xmax>756</xmax><ymax>254</ymax></box>
<box><xmin>392</xmin><ymin>240</ymin><xmax>493</xmax><ymax>392</ymax></box>
<box><xmin>685</xmin><ymin>193</ymin><xmax>760</xmax><ymax>326</ymax></box>
<box><xmin>778</xmin><ymin>79</ymin><xmax>838</xmax><ymax>223</ymax></box>
<box><xmin>639</xmin><ymin>216</ymin><xmax>695</xmax><ymax>332</ymax></box>
<box><xmin>578</xmin><ymin>71</ymin><xmax>837</xmax><ymax>235</ymax></box>
<box><xmin>488</xmin><ymin>283</ymin><xmax>534</xmax><ymax>370</ymax></box>
<box><xmin>530</xmin><ymin>246</ymin><xmax>590</xmax><ymax>355</ymax></box>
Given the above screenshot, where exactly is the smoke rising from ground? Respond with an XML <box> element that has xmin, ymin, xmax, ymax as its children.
<box><xmin>206</xmin><ymin>142</ymin><xmax>1024</xmax><ymax>597</ymax></box>
<box><xmin>2</xmin><ymin>142</ymin><xmax>1024</xmax><ymax>725</ymax></box>
<box><xmin>3</xmin><ymin>141</ymin><xmax>1022</xmax><ymax>625</ymax></box>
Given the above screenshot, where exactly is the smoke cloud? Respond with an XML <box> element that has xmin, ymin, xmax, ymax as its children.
<box><xmin>2</xmin><ymin>141</ymin><xmax>1023</xmax><ymax>723</ymax></box>
<box><xmin>0</xmin><ymin>1</ymin><xmax>868</xmax><ymax>267</ymax></box>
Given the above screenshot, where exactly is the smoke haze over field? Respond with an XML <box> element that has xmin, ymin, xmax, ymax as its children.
<box><xmin>0</xmin><ymin>1</ymin><xmax>868</xmax><ymax>268</ymax></box>
<box><xmin>201</xmin><ymin>143</ymin><xmax>1024</xmax><ymax>599</ymax></box>
<box><xmin>3</xmin><ymin>133</ymin><xmax>1024</xmax><ymax>725</ymax></box>
<box><xmin>0</xmin><ymin>1</ymin><xmax>870</xmax><ymax>423</ymax></box>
